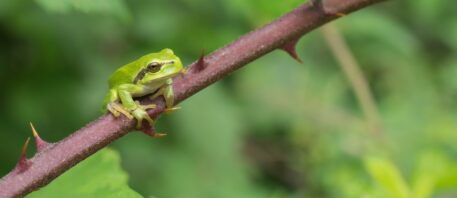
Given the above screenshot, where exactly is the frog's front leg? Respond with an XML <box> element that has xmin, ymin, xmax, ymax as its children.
<box><xmin>117</xmin><ymin>84</ymin><xmax>156</xmax><ymax>129</ymax></box>
<box><xmin>150</xmin><ymin>79</ymin><xmax>179</xmax><ymax>112</ymax></box>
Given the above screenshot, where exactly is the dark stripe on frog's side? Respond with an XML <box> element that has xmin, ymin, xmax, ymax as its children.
<box><xmin>133</xmin><ymin>62</ymin><xmax>162</xmax><ymax>84</ymax></box>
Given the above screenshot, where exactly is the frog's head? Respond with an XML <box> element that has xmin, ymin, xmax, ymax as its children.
<box><xmin>136</xmin><ymin>48</ymin><xmax>183</xmax><ymax>83</ymax></box>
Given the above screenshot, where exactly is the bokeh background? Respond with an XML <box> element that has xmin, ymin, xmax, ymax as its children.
<box><xmin>1</xmin><ymin>0</ymin><xmax>457</xmax><ymax>197</ymax></box>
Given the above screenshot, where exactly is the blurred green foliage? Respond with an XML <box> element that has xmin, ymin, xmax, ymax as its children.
<box><xmin>1</xmin><ymin>0</ymin><xmax>457</xmax><ymax>197</ymax></box>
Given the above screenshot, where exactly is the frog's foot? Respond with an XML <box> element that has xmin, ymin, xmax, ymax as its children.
<box><xmin>164</xmin><ymin>106</ymin><xmax>181</xmax><ymax>113</ymax></box>
<box><xmin>130</xmin><ymin>101</ymin><xmax>168</xmax><ymax>138</ymax></box>
<box><xmin>131</xmin><ymin>107</ymin><xmax>155</xmax><ymax>129</ymax></box>
<box><xmin>108</xmin><ymin>103</ymin><xmax>134</xmax><ymax>119</ymax></box>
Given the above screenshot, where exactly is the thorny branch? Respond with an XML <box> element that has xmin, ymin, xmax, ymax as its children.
<box><xmin>0</xmin><ymin>0</ymin><xmax>386</xmax><ymax>197</ymax></box>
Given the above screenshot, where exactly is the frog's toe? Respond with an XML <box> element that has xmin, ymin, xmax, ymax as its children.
<box><xmin>107</xmin><ymin>103</ymin><xmax>134</xmax><ymax>119</ymax></box>
<box><xmin>107</xmin><ymin>104</ymin><xmax>121</xmax><ymax>117</ymax></box>
<box><xmin>142</xmin><ymin>104</ymin><xmax>157</xmax><ymax>110</ymax></box>
<box><xmin>135</xmin><ymin>101</ymin><xmax>156</xmax><ymax>110</ymax></box>
<box><xmin>143</xmin><ymin>113</ymin><xmax>154</xmax><ymax>127</ymax></box>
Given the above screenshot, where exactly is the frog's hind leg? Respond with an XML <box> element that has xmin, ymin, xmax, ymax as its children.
<box><xmin>104</xmin><ymin>89</ymin><xmax>133</xmax><ymax>118</ymax></box>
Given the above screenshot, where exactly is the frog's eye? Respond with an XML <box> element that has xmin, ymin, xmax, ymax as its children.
<box><xmin>147</xmin><ymin>62</ymin><xmax>162</xmax><ymax>73</ymax></box>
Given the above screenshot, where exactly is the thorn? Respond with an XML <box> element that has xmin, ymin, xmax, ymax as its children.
<box><xmin>151</xmin><ymin>132</ymin><xmax>168</xmax><ymax>138</ymax></box>
<box><xmin>193</xmin><ymin>49</ymin><xmax>206</xmax><ymax>72</ymax></box>
<box><xmin>140</xmin><ymin>122</ymin><xmax>167</xmax><ymax>138</ymax></box>
<box><xmin>164</xmin><ymin>106</ymin><xmax>181</xmax><ymax>114</ymax></box>
<box><xmin>309</xmin><ymin>0</ymin><xmax>321</xmax><ymax>8</ymax></box>
<box><xmin>280</xmin><ymin>38</ymin><xmax>303</xmax><ymax>63</ymax></box>
<box><xmin>21</xmin><ymin>138</ymin><xmax>30</xmax><ymax>158</ymax></box>
<box><xmin>30</xmin><ymin>122</ymin><xmax>51</xmax><ymax>152</ymax></box>
<box><xmin>15</xmin><ymin>137</ymin><xmax>32</xmax><ymax>173</ymax></box>
<box><xmin>310</xmin><ymin>0</ymin><xmax>345</xmax><ymax>17</ymax></box>
<box><xmin>334</xmin><ymin>12</ymin><xmax>346</xmax><ymax>17</ymax></box>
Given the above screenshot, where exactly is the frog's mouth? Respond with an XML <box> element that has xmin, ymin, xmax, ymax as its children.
<box><xmin>153</xmin><ymin>70</ymin><xmax>181</xmax><ymax>81</ymax></box>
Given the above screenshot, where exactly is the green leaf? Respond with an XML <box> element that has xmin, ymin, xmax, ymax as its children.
<box><xmin>364</xmin><ymin>156</ymin><xmax>411</xmax><ymax>198</ymax></box>
<box><xmin>415</xmin><ymin>150</ymin><xmax>457</xmax><ymax>192</ymax></box>
<box><xmin>411</xmin><ymin>150</ymin><xmax>450</xmax><ymax>198</ymax></box>
<box><xmin>28</xmin><ymin>148</ymin><xmax>142</xmax><ymax>198</ymax></box>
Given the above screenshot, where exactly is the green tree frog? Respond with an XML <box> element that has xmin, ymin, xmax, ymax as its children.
<box><xmin>102</xmin><ymin>48</ymin><xmax>184</xmax><ymax>134</ymax></box>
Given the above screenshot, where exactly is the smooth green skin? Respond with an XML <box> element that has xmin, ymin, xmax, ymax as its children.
<box><xmin>103</xmin><ymin>48</ymin><xmax>184</xmax><ymax>129</ymax></box>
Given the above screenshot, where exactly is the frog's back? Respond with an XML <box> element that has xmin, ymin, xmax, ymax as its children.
<box><xmin>108</xmin><ymin>61</ymin><xmax>142</xmax><ymax>88</ymax></box>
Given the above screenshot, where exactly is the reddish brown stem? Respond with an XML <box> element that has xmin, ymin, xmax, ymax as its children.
<box><xmin>0</xmin><ymin>0</ymin><xmax>386</xmax><ymax>197</ymax></box>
